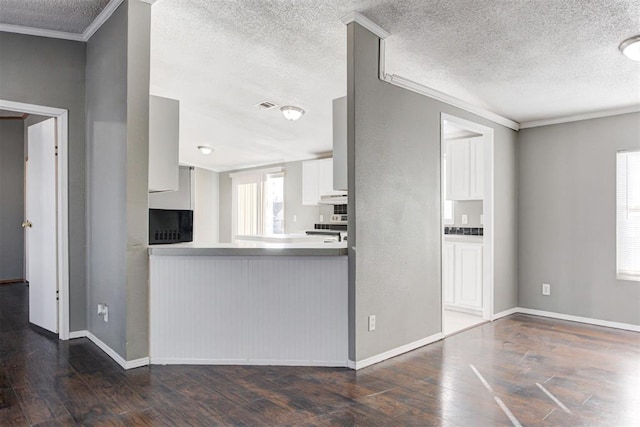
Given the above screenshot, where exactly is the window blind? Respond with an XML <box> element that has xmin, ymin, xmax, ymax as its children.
<box><xmin>617</xmin><ymin>150</ymin><xmax>640</xmax><ymax>281</ymax></box>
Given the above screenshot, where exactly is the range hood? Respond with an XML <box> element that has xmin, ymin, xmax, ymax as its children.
<box><xmin>318</xmin><ymin>193</ymin><xmax>347</xmax><ymax>205</ymax></box>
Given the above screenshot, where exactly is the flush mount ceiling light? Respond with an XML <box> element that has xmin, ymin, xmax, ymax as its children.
<box><xmin>197</xmin><ymin>145</ymin><xmax>214</xmax><ymax>155</ymax></box>
<box><xmin>619</xmin><ymin>35</ymin><xmax>640</xmax><ymax>61</ymax></box>
<box><xmin>280</xmin><ymin>106</ymin><xmax>305</xmax><ymax>121</ymax></box>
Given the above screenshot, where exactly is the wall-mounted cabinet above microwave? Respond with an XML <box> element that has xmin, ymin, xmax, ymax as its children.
<box><xmin>302</xmin><ymin>158</ymin><xmax>346</xmax><ymax>205</ymax></box>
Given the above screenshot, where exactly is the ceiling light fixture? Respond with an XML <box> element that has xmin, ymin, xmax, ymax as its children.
<box><xmin>280</xmin><ymin>106</ymin><xmax>305</xmax><ymax>121</ymax></box>
<box><xmin>619</xmin><ymin>35</ymin><xmax>640</xmax><ymax>61</ymax></box>
<box><xmin>197</xmin><ymin>145</ymin><xmax>214</xmax><ymax>155</ymax></box>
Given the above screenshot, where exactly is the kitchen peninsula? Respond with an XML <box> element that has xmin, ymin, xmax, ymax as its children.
<box><xmin>148</xmin><ymin>241</ymin><xmax>348</xmax><ymax>367</ymax></box>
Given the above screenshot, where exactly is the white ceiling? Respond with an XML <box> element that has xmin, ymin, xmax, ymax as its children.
<box><xmin>1</xmin><ymin>0</ymin><xmax>638</xmax><ymax>172</ymax></box>
<box><xmin>0</xmin><ymin>0</ymin><xmax>110</xmax><ymax>34</ymax></box>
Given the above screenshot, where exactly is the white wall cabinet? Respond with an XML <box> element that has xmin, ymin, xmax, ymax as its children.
<box><xmin>149</xmin><ymin>95</ymin><xmax>180</xmax><ymax>193</ymax></box>
<box><xmin>443</xmin><ymin>241</ymin><xmax>483</xmax><ymax>311</ymax></box>
<box><xmin>445</xmin><ymin>136</ymin><xmax>484</xmax><ymax>200</ymax></box>
<box><xmin>302</xmin><ymin>158</ymin><xmax>339</xmax><ymax>205</ymax></box>
<box><xmin>149</xmin><ymin>166</ymin><xmax>193</xmax><ymax>210</ymax></box>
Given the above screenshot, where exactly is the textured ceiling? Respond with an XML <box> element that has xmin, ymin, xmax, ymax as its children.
<box><xmin>150</xmin><ymin>0</ymin><xmax>640</xmax><ymax>172</ymax></box>
<box><xmin>4</xmin><ymin>1</ymin><xmax>635</xmax><ymax>171</ymax></box>
<box><xmin>0</xmin><ymin>0</ymin><xmax>110</xmax><ymax>34</ymax></box>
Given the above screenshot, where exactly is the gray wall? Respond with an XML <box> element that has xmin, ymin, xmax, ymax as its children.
<box><xmin>86</xmin><ymin>0</ymin><xmax>151</xmax><ymax>360</ymax></box>
<box><xmin>86</xmin><ymin>1</ymin><xmax>129</xmax><ymax>356</ymax></box>
<box><xmin>518</xmin><ymin>112</ymin><xmax>640</xmax><ymax>325</ymax></box>
<box><xmin>218</xmin><ymin>159</ymin><xmax>321</xmax><ymax>242</ymax></box>
<box><xmin>124</xmin><ymin>0</ymin><xmax>151</xmax><ymax>360</ymax></box>
<box><xmin>348</xmin><ymin>23</ymin><xmax>519</xmax><ymax>361</ymax></box>
<box><xmin>0</xmin><ymin>31</ymin><xmax>87</xmax><ymax>330</ymax></box>
<box><xmin>0</xmin><ymin>120</ymin><xmax>25</xmax><ymax>281</ymax></box>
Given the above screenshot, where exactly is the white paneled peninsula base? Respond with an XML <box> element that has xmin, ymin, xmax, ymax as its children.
<box><xmin>148</xmin><ymin>242</ymin><xmax>348</xmax><ymax>367</ymax></box>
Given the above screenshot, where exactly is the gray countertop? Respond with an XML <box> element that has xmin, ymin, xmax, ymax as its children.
<box><xmin>443</xmin><ymin>235</ymin><xmax>484</xmax><ymax>244</ymax></box>
<box><xmin>149</xmin><ymin>241</ymin><xmax>348</xmax><ymax>256</ymax></box>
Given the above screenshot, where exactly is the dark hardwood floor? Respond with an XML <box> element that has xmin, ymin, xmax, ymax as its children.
<box><xmin>1</xmin><ymin>282</ymin><xmax>639</xmax><ymax>426</ymax></box>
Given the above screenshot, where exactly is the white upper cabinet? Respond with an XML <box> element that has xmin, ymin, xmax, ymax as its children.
<box><xmin>332</xmin><ymin>97</ymin><xmax>347</xmax><ymax>191</ymax></box>
<box><xmin>445</xmin><ymin>136</ymin><xmax>484</xmax><ymax>200</ymax></box>
<box><xmin>149</xmin><ymin>166</ymin><xmax>193</xmax><ymax>210</ymax></box>
<box><xmin>302</xmin><ymin>158</ymin><xmax>342</xmax><ymax>205</ymax></box>
<box><xmin>302</xmin><ymin>160</ymin><xmax>320</xmax><ymax>205</ymax></box>
<box><xmin>149</xmin><ymin>95</ymin><xmax>179</xmax><ymax>193</ymax></box>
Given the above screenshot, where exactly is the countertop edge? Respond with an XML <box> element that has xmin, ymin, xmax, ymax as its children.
<box><xmin>148</xmin><ymin>247</ymin><xmax>348</xmax><ymax>256</ymax></box>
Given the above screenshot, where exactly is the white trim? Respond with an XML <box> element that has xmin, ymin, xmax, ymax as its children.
<box><xmin>340</xmin><ymin>12</ymin><xmax>390</xmax><ymax>40</ymax></box>
<box><xmin>82</xmin><ymin>0</ymin><xmax>125</xmax><ymax>41</ymax></box>
<box><xmin>0</xmin><ymin>23</ymin><xmax>85</xmax><ymax>42</ymax></box>
<box><xmin>150</xmin><ymin>358</ymin><xmax>348</xmax><ymax>367</ymax></box>
<box><xmin>492</xmin><ymin>307</ymin><xmax>519</xmax><ymax>321</ymax></box>
<box><xmin>1</xmin><ymin>99</ymin><xmax>70</xmax><ymax>341</ymax></box>
<box><xmin>68</xmin><ymin>330</ymin><xmax>87</xmax><ymax>339</ymax></box>
<box><xmin>69</xmin><ymin>330</ymin><xmax>150</xmax><ymax>369</ymax></box>
<box><xmin>519</xmin><ymin>105</ymin><xmax>640</xmax><ymax>129</ymax></box>
<box><xmin>348</xmin><ymin>333</ymin><xmax>443</xmax><ymax>370</ymax></box>
<box><xmin>516</xmin><ymin>308</ymin><xmax>640</xmax><ymax>332</ymax></box>
<box><xmin>389</xmin><ymin>75</ymin><xmax>520</xmax><ymax>130</ymax></box>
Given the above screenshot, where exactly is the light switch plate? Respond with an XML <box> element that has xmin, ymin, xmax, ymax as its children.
<box><xmin>542</xmin><ymin>283</ymin><xmax>551</xmax><ymax>296</ymax></box>
<box><xmin>368</xmin><ymin>315</ymin><xmax>376</xmax><ymax>331</ymax></box>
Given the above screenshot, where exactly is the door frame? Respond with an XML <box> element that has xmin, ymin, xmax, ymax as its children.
<box><xmin>0</xmin><ymin>99</ymin><xmax>70</xmax><ymax>340</ymax></box>
<box><xmin>440</xmin><ymin>113</ymin><xmax>495</xmax><ymax>332</ymax></box>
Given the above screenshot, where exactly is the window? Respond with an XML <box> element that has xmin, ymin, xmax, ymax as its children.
<box><xmin>617</xmin><ymin>150</ymin><xmax>640</xmax><ymax>281</ymax></box>
<box><xmin>232</xmin><ymin>168</ymin><xmax>284</xmax><ymax>237</ymax></box>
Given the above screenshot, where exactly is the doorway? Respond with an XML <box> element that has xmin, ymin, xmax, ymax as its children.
<box><xmin>441</xmin><ymin>113</ymin><xmax>494</xmax><ymax>336</ymax></box>
<box><xmin>0</xmin><ymin>99</ymin><xmax>70</xmax><ymax>339</ymax></box>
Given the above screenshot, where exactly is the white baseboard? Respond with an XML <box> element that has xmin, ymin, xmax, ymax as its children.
<box><xmin>492</xmin><ymin>307</ymin><xmax>519</xmax><ymax>320</ymax></box>
<box><xmin>516</xmin><ymin>308</ymin><xmax>640</xmax><ymax>332</ymax></box>
<box><xmin>349</xmin><ymin>332</ymin><xmax>443</xmax><ymax>370</ymax></box>
<box><xmin>150</xmin><ymin>357</ymin><xmax>348</xmax><ymax>368</ymax></box>
<box><xmin>68</xmin><ymin>330</ymin><xmax>150</xmax><ymax>369</ymax></box>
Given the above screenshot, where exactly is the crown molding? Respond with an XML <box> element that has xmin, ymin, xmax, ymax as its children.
<box><xmin>386</xmin><ymin>73</ymin><xmax>521</xmax><ymax>131</ymax></box>
<box><xmin>350</xmin><ymin>21</ymin><xmax>520</xmax><ymax>130</ymax></box>
<box><xmin>83</xmin><ymin>0</ymin><xmax>125</xmax><ymax>41</ymax></box>
<box><xmin>0</xmin><ymin>0</ymin><xmax>159</xmax><ymax>43</ymax></box>
<box><xmin>519</xmin><ymin>105</ymin><xmax>640</xmax><ymax>129</ymax></box>
<box><xmin>341</xmin><ymin>11</ymin><xmax>390</xmax><ymax>40</ymax></box>
<box><xmin>0</xmin><ymin>23</ymin><xmax>85</xmax><ymax>42</ymax></box>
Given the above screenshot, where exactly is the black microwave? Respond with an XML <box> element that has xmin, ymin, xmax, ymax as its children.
<box><xmin>149</xmin><ymin>209</ymin><xmax>193</xmax><ymax>245</ymax></box>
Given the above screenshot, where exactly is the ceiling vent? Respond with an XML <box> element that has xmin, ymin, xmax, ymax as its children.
<box><xmin>255</xmin><ymin>101</ymin><xmax>277</xmax><ymax>110</ymax></box>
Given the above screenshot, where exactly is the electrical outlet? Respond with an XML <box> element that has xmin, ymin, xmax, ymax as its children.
<box><xmin>97</xmin><ymin>303</ymin><xmax>109</xmax><ymax>322</ymax></box>
<box><xmin>368</xmin><ymin>315</ymin><xmax>376</xmax><ymax>331</ymax></box>
<box><xmin>462</xmin><ymin>214</ymin><xmax>468</xmax><ymax>225</ymax></box>
<box><xmin>542</xmin><ymin>283</ymin><xmax>551</xmax><ymax>296</ymax></box>
<box><xmin>320</xmin><ymin>215</ymin><xmax>324</xmax><ymax>223</ymax></box>
<box><xmin>293</xmin><ymin>215</ymin><xmax>297</xmax><ymax>223</ymax></box>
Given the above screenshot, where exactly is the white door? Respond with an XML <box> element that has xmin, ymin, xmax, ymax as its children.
<box><xmin>25</xmin><ymin>118</ymin><xmax>58</xmax><ymax>333</ymax></box>
<box><xmin>469</xmin><ymin>137</ymin><xmax>484</xmax><ymax>199</ymax></box>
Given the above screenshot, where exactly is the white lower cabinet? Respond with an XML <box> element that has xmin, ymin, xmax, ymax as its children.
<box><xmin>443</xmin><ymin>241</ymin><xmax>483</xmax><ymax>311</ymax></box>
